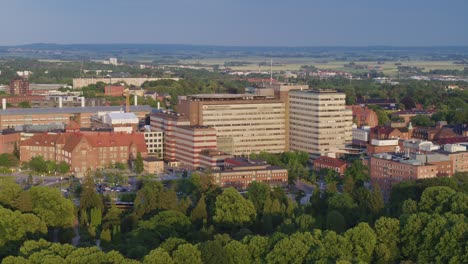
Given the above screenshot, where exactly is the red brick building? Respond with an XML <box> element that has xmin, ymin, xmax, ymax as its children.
<box><xmin>347</xmin><ymin>105</ymin><xmax>379</xmax><ymax>127</ymax></box>
<box><xmin>0</xmin><ymin>95</ymin><xmax>45</xmax><ymax>105</ymax></box>
<box><xmin>369</xmin><ymin>153</ymin><xmax>453</xmax><ymax>199</ymax></box>
<box><xmin>20</xmin><ymin>131</ymin><xmax>147</xmax><ymax>176</ymax></box>
<box><xmin>211</xmin><ymin>158</ymin><xmax>288</xmax><ymax>189</ymax></box>
<box><xmin>369</xmin><ymin>126</ymin><xmax>412</xmax><ymax>141</ymax></box>
<box><xmin>104</xmin><ymin>85</ymin><xmax>125</xmax><ymax>96</ymax></box>
<box><xmin>366</xmin><ymin>139</ymin><xmax>400</xmax><ymax>154</ymax></box>
<box><xmin>0</xmin><ymin>131</ymin><xmax>21</xmax><ymax>154</ymax></box>
<box><xmin>313</xmin><ymin>156</ymin><xmax>347</xmax><ymax>175</ymax></box>
<box><xmin>411</xmin><ymin>127</ymin><xmax>459</xmax><ymax>142</ymax></box>
<box><xmin>10</xmin><ymin>78</ymin><xmax>30</xmax><ymax>96</ymax></box>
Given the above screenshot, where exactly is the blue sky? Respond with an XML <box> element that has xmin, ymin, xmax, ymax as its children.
<box><xmin>0</xmin><ymin>0</ymin><xmax>467</xmax><ymax>46</ymax></box>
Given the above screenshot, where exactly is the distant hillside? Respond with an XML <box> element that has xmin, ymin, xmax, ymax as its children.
<box><xmin>1</xmin><ymin>43</ymin><xmax>468</xmax><ymax>62</ymax></box>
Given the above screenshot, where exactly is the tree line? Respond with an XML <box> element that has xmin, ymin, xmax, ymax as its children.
<box><xmin>1</xmin><ymin>169</ymin><xmax>466</xmax><ymax>263</ymax></box>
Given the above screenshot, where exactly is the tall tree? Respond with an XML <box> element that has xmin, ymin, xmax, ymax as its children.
<box><xmin>418</xmin><ymin>186</ymin><xmax>456</xmax><ymax>213</ymax></box>
<box><xmin>13</xmin><ymin>142</ymin><xmax>20</xmax><ymax>159</ymax></box>
<box><xmin>266</xmin><ymin>232</ymin><xmax>315</xmax><ymax>264</ymax></box>
<box><xmin>191</xmin><ymin>195</ymin><xmax>208</xmax><ymax>224</ymax></box>
<box><xmin>0</xmin><ymin>179</ymin><xmax>23</xmax><ymax>208</ymax></box>
<box><xmin>214</xmin><ymin>188</ymin><xmax>256</xmax><ymax>230</ymax></box>
<box><xmin>247</xmin><ymin>181</ymin><xmax>271</xmax><ymax>215</ymax></box>
<box><xmin>224</xmin><ymin>240</ymin><xmax>252</xmax><ymax>264</ymax></box>
<box><xmin>344</xmin><ymin>223</ymin><xmax>377</xmax><ymax>263</ymax></box>
<box><xmin>29</xmin><ymin>187</ymin><xmax>75</xmax><ymax>228</ymax></box>
<box><xmin>374</xmin><ymin>217</ymin><xmax>401</xmax><ymax>263</ymax></box>
<box><xmin>134</xmin><ymin>152</ymin><xmax>144</xmax><ymax>174</ymax></box>
<box><xmin>143</xmin><ymin>248</ymin><xmax>174</xmax><ymax>264</ymax></box>
<box><xmin>172</xmin><ymin>244</ymin><xmax>202</xmax><ymax>264</ymax></box>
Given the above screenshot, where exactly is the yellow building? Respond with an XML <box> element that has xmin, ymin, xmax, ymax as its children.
<box><xmin>289</xmin><ymin>89</ymin><xmax>352</xmax><ymax>158</ymax></box>
<box><xmin>178</xmin><ymin>94</ymin><xmax>286</xmax><ymax>156</ymax></box>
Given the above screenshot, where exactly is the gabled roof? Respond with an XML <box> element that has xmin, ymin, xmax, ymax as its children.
<box><xmin>21</xmin><ymin>132</ymin><xmax>147</xmax><ymax>153</ymax></box>
<box><xmin>21</xmin><ymin>133</ymin><xmax>60</xmax><ymax>147</ymax></box>
<box><xmin>62</xmin><ymin>134</ymin><xmax>84</xmax><ymax>152</ymax></box>
<box><xmin>66</xmin><ymin>120</ymin><xmax>81</xmax><ymax>131</ymax></box>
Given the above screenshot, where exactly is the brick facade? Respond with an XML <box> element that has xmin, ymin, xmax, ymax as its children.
<box><xmin>20</xmin><ymin>132</ymin><xmax>147</xmax><ymax>176</ymax></box>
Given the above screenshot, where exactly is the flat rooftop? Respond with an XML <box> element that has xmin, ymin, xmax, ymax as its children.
<box><xmin>291</xmin><ymin>89</ymin><xmax>339</xmax><ymax>94</ymax></box>
<box><xmin>0</xmin><ymin>105</ymin><xmax>152</xmax><ymax>116</ymax></box>
<box><xmin>184</xmin><ymin>94</ymin><xmax>269</xmax><ymax>101</ymax></box>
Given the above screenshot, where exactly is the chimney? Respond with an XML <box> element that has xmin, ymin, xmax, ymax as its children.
<box><xmin>81</xmin><ymin>97</ymin><xmax>85</xmax><ymax>107</ymax></box>
<box><xmin>134</xmin><ymin>94</ymin><xmax>138</xmax><ymax>106</ymax></box>
<box><xmin>157</xmin><ymin>101</ymin><xmax>160</xmax><ymax>109</ymax></box>
<box><xmin>59</xmin><ymin>97</ymin><xmax>63</xmax><ymax>108</ymax></box>
<box><xmin>2</xmin><ymin>98</ymin><xmax>6</xmax><ymax>110</ymax></box>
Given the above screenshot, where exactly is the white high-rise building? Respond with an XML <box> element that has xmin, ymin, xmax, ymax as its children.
<box><xmin>289</xmin><ymin>89</ymin><xmax>352</xmax><ymax>158</ymax></box>
<box><xmin>109</xmin><ymin>58</ymin><xmax>118</xmax><ymax>65</ymax></box>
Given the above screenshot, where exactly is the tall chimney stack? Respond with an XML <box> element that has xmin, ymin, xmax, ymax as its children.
<box><xmin>134</xmin><ymin>94</ymin><xmax>138</xmax><ymax>106</ymax></box>
<box><xmin>157</xmin><ymin>101</ymin><xmax>160</xmax><ymax>110</ymax></box>
<box><xmin>81</xmin><ymin>97</ymin><xmax>85</xmax><ymax>107</ymax></box>
<box><xmin>59</xmin><ymin>97</ymin><xmax>63</xmax><ymax>108</ymax></box>
<box><xmin>2</xmin><ymin>98</ymin><xmax>6</xmax><ymax>110</ymax></box>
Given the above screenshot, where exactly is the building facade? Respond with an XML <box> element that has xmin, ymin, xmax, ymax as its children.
<box><xmin>347</xmin><ymin>105</ymin><xmax>379</xmax><ymax>127</ymax></box>
<box><xmin>143</xmin><ymin>157</ymin><xmax>164</xmax><ymax>174</ymax></box>
<box><xmin>104</xmin><ymin>85</ymin><xmax>125</xmax><ymax>96</ymax></box>
<box><xmin>143</xmin><ymin>130</ymin><xmax>164</xmax><ymax>158</ymax></box>
<box><xmin>199</xmin><ymin>149</ymin><xmax>233</xmax><ymax>169</ymax></box>
<box><xmin>313</xmin><ymin>156</ymin><xmax>347</xmax><ymax>175</ymax></box>
<box><xmin>150</xmin><ymin>111</ymin><xmax>190</xmax><ymax>161</ymax></box>
<box><xmin>173</xmin><ymin>126</ymin><xmax>217</xmax><ymax>169</ymax></box>
<box><xmin>10</xmin><ymin>78</ymin><xmax>29</xmax><ymax>95</ymax></box>
<box><xmin>20</xmin><ymin>132</ymin><xmax>147</xmax><ymax>176</ymax></box>
<box><xmin>441</xmin><ymin>144</ymin><xmax>468</xmax><ymax>173</ymax></box>
<box><xmin>289</xmin><ymin>89</ymin><xmax>352</xmax><ymax>158</ymax></box>
<box><xmin>178</xmin><ymin>94</ymin><xmax>286</xmax><ymax>156</ymax></box>
<box><xmin>0</xmin><ymin>130</ymin><xmax>21</xmax><ymax>154</ymax></box>
<box><xmin>211</xmin><ymin>158</ymin><xmax>288</xmax><ymax>189</ymax></box>
<box><xmin>369</xmin><ymin>153</ymin><xmax>453</xmax><ymax>198</ymax></box>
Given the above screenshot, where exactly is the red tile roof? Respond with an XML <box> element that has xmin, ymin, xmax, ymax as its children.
<box><xmin>21</xmin><ymin>132</ymin><xmax>147</xmax><ymax>153</ymax></box>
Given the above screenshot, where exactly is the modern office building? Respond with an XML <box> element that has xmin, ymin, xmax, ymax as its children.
<box><xmin>178</xmin><ymin>94</ymin><xmax>286</xmax><ymax>155</ymax></box>
<box><xmin>289</xmin><ymin>89</ymin><xmax>352</xmax><ymax>158</ymax></box>
<box><xmin>142</xmin><ymin>128</ymin><xmax>164</xmax><ymax>158</ymax></box>
<box><xmin>150</xmin><ymin>110</ymin><xmax>190</xmax><ymax>161</ymax></box>
<box><xmin>172</xmin><ymin>125</ymin><xmax>217</xmax><ymax>169</ymax></box>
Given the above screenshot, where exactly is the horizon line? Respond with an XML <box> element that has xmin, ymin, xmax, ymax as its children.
<box><xmin>2</xmin><ymin>43</ymin><xmax>468</xmax><ymax>49</ymax></box>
